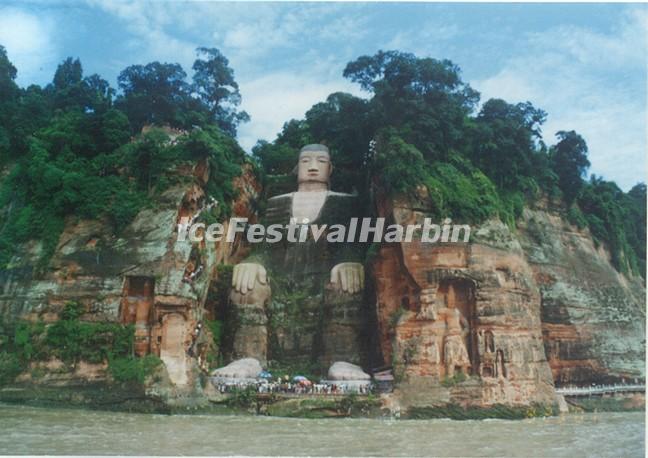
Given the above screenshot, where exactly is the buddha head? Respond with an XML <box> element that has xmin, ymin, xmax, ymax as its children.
<box><xmin>296</xmin><ymin>144</ymin><xmax>332</xmax><ymax>189</ymax></box>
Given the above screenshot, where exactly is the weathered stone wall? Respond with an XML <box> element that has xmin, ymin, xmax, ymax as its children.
<box><xmin>0</xmin><ymin>156</ymin><xmax>260</xmax><ymax>390</ymax></box>
<box><xmin>1</xmin><ymin>148</ymin><xmax>643</xmax><ymax>409</ymax></box>
<box><xmin>371</xmin><ymin>189</ymin><xmax>645</xmax><ymax>411</ymax></box>
<box><xmin>372</xmin><ymin>190</ymin><xmax>557</xmax><ymax>408</ymax></box>
<box><xmin>517</xmin><ymin>201</ymin><xmax>645</xmax><ymax>385</ymax></box>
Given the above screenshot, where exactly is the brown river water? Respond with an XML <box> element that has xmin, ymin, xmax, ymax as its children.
<box><xmin>0</xmin><ymin>403</ymin><xmax>644</xmax><ymax>456</ymax></box>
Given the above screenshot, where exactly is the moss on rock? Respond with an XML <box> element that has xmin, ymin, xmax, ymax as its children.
<box><xmin>406</xmin><ymin>403</ymin><xmax>557</xmax><ymax>420</ymax></box>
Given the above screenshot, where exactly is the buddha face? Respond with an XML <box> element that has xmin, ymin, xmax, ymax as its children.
<box><xmin>297</xmin><ymin>150</ymin><xmax>332</xmax><ymax>185</ymax></box>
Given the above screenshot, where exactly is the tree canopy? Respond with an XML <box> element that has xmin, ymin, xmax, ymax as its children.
<box><xmin>0</xmin><ymin>46</ymin><xmax>643</xmax><ymax>278</ymax></box>
<box><xmin>114</xmin><ymin>48</ymin><xmax>249</xmax><ymax>136</ymax></box>
<box><xmin>550</xmin><ymin>130</ymin><xmax>590</xmax><ymax>205</ymax></box>
<box><xmin>0</xmin><ymin>46</ymin><xmax>247</xmax><ymax>271</ymax></box>
<box><xmin>192</xmin><ymin>47</ymin><xmax>250</xmax><ymax>136</ymax></box>
<box><xmin>254</xmin><ymin>49</ymin><xmax>645</xmax><ymax>278</ymax></box>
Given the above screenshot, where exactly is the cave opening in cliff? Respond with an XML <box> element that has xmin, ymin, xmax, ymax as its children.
<box><xmin>437</xmin><ymin>278</ymin><xmax>478</xmax><ymax>374</ymax></box>
<box><xmin>496</xmin><ymin>349</ymin><xmax>507</xmax><ymax>378</ymax></box>
<box><xmin>479</xmin><ymin>330</ymin><xmax>496</xmax><ymax>378</ymax></box>
<box><xmin>120</xmin><ymin>276</ymin><xmax>155</xmax><ymax>355</ymax></box>
<box><xmin>120</xmin><ymin>276</ymin><xmax>155</xmax><ymax>324</ymax></box>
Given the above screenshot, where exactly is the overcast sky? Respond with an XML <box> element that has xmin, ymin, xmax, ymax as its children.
<box><xmin>0</xmin><ymin>1</ymin><xmax>645</xmax><ymax>190</ymax></box>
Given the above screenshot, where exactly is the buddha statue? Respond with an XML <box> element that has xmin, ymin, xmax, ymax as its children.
<box><xmin>229</xmin><ymin>144</ymin><xmax>366</xmax><ymax>367</ymax></box>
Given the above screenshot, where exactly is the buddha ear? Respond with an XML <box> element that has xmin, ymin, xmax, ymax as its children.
<box><xmin>292</xmin><ymin>165</ymin><xmax>298</xmax><ymax>175</ymax></box>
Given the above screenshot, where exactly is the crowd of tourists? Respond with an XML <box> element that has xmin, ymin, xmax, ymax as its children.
<box><xmin>212</xmin><ymin>378</ymin><xmax>373</xmax><ymax>395</ymax></box>
<box><xmin>210</xmin><ymin>359</ymin><xmax>389</xmax><ymax>396</ymax></box>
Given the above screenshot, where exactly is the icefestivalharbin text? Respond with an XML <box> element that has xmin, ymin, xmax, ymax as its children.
<box><xmin>177</xmin><ymin>217</ymin><xmax>470</xmax><ymax>244</ymax></box>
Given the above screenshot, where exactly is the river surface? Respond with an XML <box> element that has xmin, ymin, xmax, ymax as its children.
<box><xmin>0</xmin><ymin>403</ymin><xmax>644</xmax><ymax>457</ymax></box>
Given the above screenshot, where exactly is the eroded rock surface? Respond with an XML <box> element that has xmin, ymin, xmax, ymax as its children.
<box><xmin>371</xmin><ymin>190</ymin><xmax>644</xmax><ymax>412</ymax></box>
<box><xmin>1</xmin><ymin>145</ymin><xmax>643</xmax><ymax>413</ymax></box>
<box><xmin>517</xmin><ymin>202</ymin><xmax>645</xmax><ymax>385</ymax></box>
<box><xmin>372</xmin><ymin>192</ymin><xmax>556</xmax><ymax>409</ymax></box>
<box><xmin>0</xmin><ymin>155</ymin><xmax>260</xmax><ymax>393</ymax></box>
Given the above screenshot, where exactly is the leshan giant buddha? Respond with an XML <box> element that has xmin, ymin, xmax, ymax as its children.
<box><xmin>230</xmin><ymin>144</ymin><xmax>367</xmax><ymax>369</ymax></box>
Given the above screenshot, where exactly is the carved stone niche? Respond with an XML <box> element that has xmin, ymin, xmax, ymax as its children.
<box><xmin>120</xmin><ymin>276</ymin><xmax>155</xmax><ymax>356</ymax></box>
<box><xmin>149</xmin><ymin>299</ymin><xmax>191</xmax><ymax>357</ymax></box>
<box><xmin>479</xmin><ymin>330</ymin><xmax>496</xmax><ymax>378</ymax></box>
<box><xmin>436</xmin><ymin>277</ymin><xmax>479</xmax><ymax>376</ymax></box>
<box><xmin>149</xmin><ymin>299</ymin><xmax>193</xmax><ymax>386</ymax></box>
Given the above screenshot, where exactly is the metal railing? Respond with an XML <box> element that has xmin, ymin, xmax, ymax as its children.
<box><xmin>556</xmin><ymin>384</ymin><xmax>645</xmax><ymax>396</ymax></box>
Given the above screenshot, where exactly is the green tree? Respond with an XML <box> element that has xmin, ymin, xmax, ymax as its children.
<box><xmin>116</xmin><ymin>62</ymin><xmax>192</xmax><ymax>131</ymax></box>
<box><xmin>305</xmin><ymin>92</ymin><xmax>373</xmax><ymax>192</ymax></box>
<box><xmin>50</xmin><ymin>57</ymin><xmax>86</xmax><ymax>111</ymax></box>
<box><xmin>275</xmin><ymin>119</ymin><xmax>314</xmax><ymax>149</ymax></box>
<box><xmin>372</xmin><ymin>130</ymin><xmax>428</xmax><ymax>196</ymax></box>
<box><xmin>251</xmin><ymin>119</ymin><xmax>313</xmax><ymax>195</ymax></box>
<box><xmin>252</xmin><ymin>140</ymin><xmax>297</xmax><ymax>176</ymax></box>
<box><xmin>550</xmin><ymin>130</ymin><xmax>590</xmax><ymax>204</ymax></box>
<box><xmin>47</xmin><ymin>58</ymin><xmax>114</xmax><ymax>114</ymax></box>
<box><xmin>83</xmin><ymin>73</ymin><xmax>115</xmax><ymax>113</ymax></box>
<box><xmin>0</xmin><ymin>45</ymin><xmax>19</xmax><ymax>162</ymax></box>
<box><xmin>52</xmin><ymin>57</ymin><xmax>82</xmax><ymax>90</ymax></box>
<box><xmin>343</xmin><ymin>50</ymin><xmax>479</xmax><ymax>162</ymax></box>
<box><xmin>626</xmin><ymin>183</ymin><xmax>647</xmax><ymax>277</ymax></box>
<box><xmin>123</xmin><ymin>128</ymin><xmax>172</xmax><ymax>192</ymax></box>
<box><xmin>192</xmin><ymin>47</ymin><xmax>249</xmax><ymax>136</ymax></box>
<box><xmin>177</xmin><ymin>126</ymin><xmax>245</xmax><ymax>216</ymax></box>
<box><xmin>9</xmin><ymin>85</ymin><xmax>52</xmax><ymax>158</ymax></box>
<box><xmin>577</xmin><ymin>176</ymin><xmax>643</xmax><ymax>275</ymax></box>
<box><xmin>471</xmin><ymin>99</ymin><xmax>547</xmax><ymax>192</ymax></box>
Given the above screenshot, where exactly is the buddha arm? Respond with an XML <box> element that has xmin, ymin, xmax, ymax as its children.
<box><xmin>231</xmin><ymin>195</ymin><xmax>290</xmax><ymax>294</ymax></box>
<box><xmin>325</xmin><ymin>194</ymin><xmax>367</xmax><ymax>294</ymax></box>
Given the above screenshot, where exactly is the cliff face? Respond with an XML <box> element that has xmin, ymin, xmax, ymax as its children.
<box><xmin>372</xmin><ymin>191</ymin><xmax>556</xmax><ymax>409</ymax></box>
<box><xmin>0</xmin><ymin>154</ymin><xmax>259</xmax><ymax>390</ymax></box>
<box><xmin>517</xmin><ymin>202</ymin><xmax>645</xmax><ymax>385</ymax></box>
<box><xmin>0</xmin><ymin>153</ymin><xmax>644</xmax><ymax>410</ymax></box>
<box><xmin>371</xmin><ymin>189</ymin><xmax>645</xmax><ymax>411</ymax></box>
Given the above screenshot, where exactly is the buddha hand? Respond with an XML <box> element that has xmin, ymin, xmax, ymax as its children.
<box><xmin>232</xmin><ymin>263</ymin><xmax>268</xmax><ymax>294</ymax></box>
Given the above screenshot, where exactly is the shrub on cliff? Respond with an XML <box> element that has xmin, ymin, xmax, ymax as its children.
<box><xmin>45</xmin><ymin>319</ymin><xmax>134</xmax><ymax>364</ymax></box>
<box><xmin>0</xmin><ymin>302</ymin><xmax>134</xmax><ymax>366</ymax></box>
<box><xmin>226</xmin><ymin>386</ymin><xmax>258</xmax><ymax>409</ymax></box>
<box><xmin>0</xmin><ymin>352</ymin><xmax>21</xmax><ymax>385</ymax></box>
<box><xmin>372</xmin><ymin>132</ymin><xmax>428</xmax><ymax>196</ymax></box>
<box><xmin>578</xmin><ymin>178</ymin><xmax>646</xmax><ymax>276</ymax></box>
<box><xmin>108</xmin><ymin>355</ymin><xmax>162</xmax><ymax>384</ymax></box>
<box><xmin>0</xmin><ymin>302</ymin><xmax>165</xmax><ymax>386</ymax></box>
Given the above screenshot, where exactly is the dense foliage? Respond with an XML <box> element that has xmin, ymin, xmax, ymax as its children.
<box><xmin>0</xmin><ymin>44</ymin><xmax>644</xmax><ymax>278</ymax></box>
<box><xmin>0</xmin><ymin>45</ymin><xmax>247</xmax><ymax>271</ymax></box>
<box><xmin>253</xmin><ymin>50</ymin><xmax>645</xmax><ymax>277</ymax></box>
<box><xmin>0</xmin><ymin>301</ymin><xmax>160</xmax><ymax>385</ymax></box>
<box><xmin>108</xmin><ymin>354</ymin><xmax>162</xmax><ymax>384</ymax></box>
